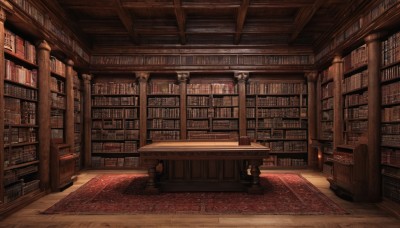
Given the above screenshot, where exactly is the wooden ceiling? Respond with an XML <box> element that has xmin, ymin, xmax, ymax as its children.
<box><xmin>54</xmin><ymin>0</ymin><xmax>365</xmax><ymax>48</ymax></box>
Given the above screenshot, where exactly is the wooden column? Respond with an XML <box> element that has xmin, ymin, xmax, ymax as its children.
<box><xmin>136</xmin><ymin>72</ymin><xmax>149</xmax><ymax>147</ymax></box>
<box><xmin>332</xmin><ymin>55</ymin><xmax>344</xmax><ymax>149</ymax></box>
<box><xmin>177</xmin><ymin>72</ymin><xmax>189</xmax><ymax>140</ymax></box>
<box><xmin>37</xmin><ymin>40</ymin><xmax>51</xmax><ymax>190</ymax></box>
<box><xmin>65</xmin><ymin>60</ymin><xmax>74</xmax><ymax>148</ymax></box>
<box><xmin>234</xmin><ymin>71</ymin><xmax>249</xmax><ymax>138</ymax></box>
<box><xmin>306</xmin><ymin>71</ymin><xmax>318</xmax><ymax>168</ymax></box>
<box><xmin>365</xmin><ymin>33</ymin><xmax>383</xmax><ymax>202</ymax></box>
<box><xmin>0</xmin><ymin>5</ymin><xmax>7</xmax><ymax>201</ymax></box>
<box><xmin>82</xmin><ymin>74</ymin><xmax>92</xmax><ymax>168</ymax></box>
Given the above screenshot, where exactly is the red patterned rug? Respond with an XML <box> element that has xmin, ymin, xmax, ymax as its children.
<box><xmin>43</xmin><ymin>174</ymin><xmax>346</xmax><ymax>215</ymax></box>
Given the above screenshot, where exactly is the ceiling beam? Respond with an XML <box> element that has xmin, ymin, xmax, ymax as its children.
<box><xmin>173</xmin><ymin>0</ymin><xmax>186</xmax><ymax>45</ymax></box>
<box><xmin>289</xmin><ymin>0</ymin><xmax>324</xmax><ymax>43</ymax></box>
<box><xmin>113</xmin><ymin>0</ymin><xmax>138</xmax><ymax>44</ymax></box>
<box><xmin>234</xmin><ymin>0</ymin><xmax>250</xmax><ymax>45</ymax></box>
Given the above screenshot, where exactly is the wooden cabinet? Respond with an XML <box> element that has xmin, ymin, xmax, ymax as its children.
<box><xmin>50</xmin><ymin>142</ymin><xmax>77</xmax><ymax>191</ymax></box>
<box><xmin>328</xmin><ymin>144</ymin><xmax>368</xmax><ymax>201</ymax></box>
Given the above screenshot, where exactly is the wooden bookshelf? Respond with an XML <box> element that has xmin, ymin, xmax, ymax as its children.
<box><xmin>381</xmin><ymin>30</ymin><xmax>400</xmax><ymax>204</ymax></box>
<box><xmin>318</xmin><ymin>66</ymin><xmax>335</xmax><ymax>177</ymax></box>
<box><xmin>246</xmin><ymin>77</ymin><xmax>308</xmax><ymax>169</ymax></box>
<box><xmin>1</xmin><ymin>27</ymin><xmax>42</xmax><ymax>205</ymax></box>
<box><xmin>91</xmin><ymin>75</ymin><xmax>140</xmax><ymax>169</ymax></box>
<box><xmin>342</xmin><ymin>45</ymin><xmax>369</xmax><ymax>146</ymax></box>
<box><xmin>73</xmin><ymin>71</ymin><xmax>82</xmax><ymax>171</ymax></box>
<box><xmin>187</xmin><ymin>76</ymin><xmax>239</xmax><ymax>140</ymax></box>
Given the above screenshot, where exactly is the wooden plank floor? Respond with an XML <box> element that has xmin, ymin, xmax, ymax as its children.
<box><xmin>1</xmin><ymin>170</ymin><xmax>399</xmax><ymax>227</ymax></box>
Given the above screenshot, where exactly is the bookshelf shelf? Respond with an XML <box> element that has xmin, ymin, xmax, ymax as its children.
<box><xmin>4</xmin><ymin>79</ymin><xmax>38</xmax><ymax>90</ymax></box>
<box><xmin>4</xmin><ymin>160</ymin><xmax>40</xmax><ymax>171</ymax></box>
<box><xmin>4</xmin><ymin>50</ymin><xmax>38</xmax><ymax>68</ymax></box>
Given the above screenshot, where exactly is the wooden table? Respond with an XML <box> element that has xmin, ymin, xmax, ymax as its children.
<box><xmin>139</xmin><ymin>141</ymin><xmax>269</xmax><ymax>194</ymax></box>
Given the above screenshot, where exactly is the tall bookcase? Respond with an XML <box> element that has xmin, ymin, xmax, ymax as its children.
<box><xmin>319</xmin><ymin>66</ymin><xmax>335</xmax><ymax>176</ymax></box>
<box><xmin>73</xmin><ymin>71</ymin><xmax>82</xmax><ymax>171</ymax></box>
<box><xmin>2</xmin><ymin>27</ymin><xmax>41</xmax><ymax>204</ymax></box>
<box><xmin>187</xmin><ymin>76</ymin><xmax>239</xmax><ymax>140</ymax></box>
<box><xmin>342</xmin><ymin>45</ymin><xmax>369</xmax><ymax>146</ymax></box>
<box><xmin>147</xmin><ymin>78</ymin><xmax>180</xmax><ymax>141</ymax></box>
<box><xmin>91</xmin><ymin>75</ymin><xmax>140</xmax><ymax>169</ymax></box>
<box><xmin>246</xmin><ymin>77</ymin><xmax>308</xmax><ymax>168</ymax></box>
<box><xmin>381</xmin><ymin>31</ymin><xmax>400</xmax><ymax>203</ymax></box>
<box><xmin>50</xmin><ymin>56</ymin><xmax>66</xmax><ymax>144</ymax></box>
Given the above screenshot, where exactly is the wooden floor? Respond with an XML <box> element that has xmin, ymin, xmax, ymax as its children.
<box><xmin>1</xmin><ymin>169</ymin><xmax>399</xmax><ymax>227</ymax></box>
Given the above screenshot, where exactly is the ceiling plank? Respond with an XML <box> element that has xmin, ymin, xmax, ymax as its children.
<box><xmin>173</xmin><ymin>0</ymin><xmax>186</xmax><ymax>45</ymax></box>
<box><xmin>234</xmin><ymin>0</ymin><xmax>250</xmax><ymax>45</ymax></box>
<box><xmin>289</xmin><ymin>0</ymin><xmax>324</xmax><ymax>43</ymax></box>
<box><xmin>113</xmin><ymin>0</ymin><xmax>138</xmax><ymax>44</ymax></box>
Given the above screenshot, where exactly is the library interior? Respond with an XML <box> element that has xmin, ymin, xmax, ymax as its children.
<box><xmin>0</xmin><ymin>0</ymin><xmax>400</xmax><ymax>227</ymax></box>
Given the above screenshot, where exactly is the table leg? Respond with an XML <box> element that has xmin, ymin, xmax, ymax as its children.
<box><xmin>247</xmin><ymin>159</ymin><xmax>263</xmax><ymax>194</ymax></box>
<box><xmin>144</xmin><ymin>159</ymin><xmax>160</xmax><ymax>194</ymax></box>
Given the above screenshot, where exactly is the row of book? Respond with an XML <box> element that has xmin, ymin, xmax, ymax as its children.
<box><xmin>4</xmin><ymin>179</ymin><xmax>40</xmax><ymax>203</ymax></box>
<box><xmin>247</xmin><ymin>82</ymin><xmax>306</xmax><ymax>95</ymax></box>
<box><xmin>382</xmin><ymin>30</ymin><xmax>400</xmax><ymax>67</ymax></box>
<box><xmin>5</xmin><ymin>60</ymin><xmax>37</xmax><ymax>87</ymax></box>
<box><xmin>51</xmin><ymin>129</ymin><xmax>64</xmax><ymax>140</ymax></box>
<box><xmin>4</xmin><ymin>165</ymin><xmax>38</xmax><ymax>186</ymax></box>
<box><xmin>344</xmin><ymin>105</ymin><xmax>368</xmax><ymax>119</ymax></box>
<box><xmin>267</xmin><ymin>141</ymin><xmax>307</xmax><ymax>152</ymax></box>
<box><xmin>187</xmin><ymin>131</ymin><xmax>238</xmax><ymax>140</ymax></box>
<box><xmin>382</xmin><ymin>124</ymin><xmax>400</xmax><ymax>135</ymax></box>
<box><xmin>212</xmin><ymin>120</ymin><xmax>238</xmax><ymax>130</ymax></box>
<box><xmin>92</xmin><ymin>141</ymin><xmax>138</xmax><ymax>154</ymax></box>
<box><xmin>50</xmin><ymin>110</ymin><xmax>64</xmax><ymax>128</ymax></box>
<box><xmin>148</xmin><ymin>119</ymin><xmax>180</xmax><ymax>129</ymax></box>
<box><xmin>382</xmin><ymin>135</ymin><xmax>400</xmax><ymax>146</ymax></box>
<box><xmin>187</xmin><ymin>96</ymin><xmax>210</xmax><ymax>106</ymax></box>
<box><xmin>92</xmin><ymin>96</ymin><xmax>139</xmax><ymax>106</ymax></box>
<box><xmin>343</xmin><ymin>44</ymin><xmax>368</xmax><ymax>72</ymax></box>
<box><xmin>148</xmin><ymin>97</ymin><xmax>179</xmax><ymax>106</ymax></box>
<box><xmin>212</xmin><ymin>96</ymin><xmax>239</xmax><ymax>106</ymax></box>
<box><xmin>149</xmin><ymin>131</ymin><xmax>180</xmax><ymax>140</ymax></box>
<box><xmin>74</xmin><ymin>101</ymin><xmax>81</xmax><ymax>113</ymax></box>
<box><xmin>92</xmin><ymin>130</ymin><xmax>139</xmax><ymax>140</ymax></box>
<box><xmin>382</xmin><ymin>81</ymin><xmax>400</xmax><ymax>105</ymax></box>
<box><xmin>322</xmin><ymin>98</ymin><xmax>333</xmax><ymax>110</ymax></box>
<box><xmin>4</xmin><ymin>145</ymin><xmax>37</xmax><ymax>167</ymax></box>
<box><xmin>148</xmin><ymin>108</ymin><xmax>180</xmax><ymax>118</ymax></box>
<box><xmin>321</xmin><ymin>121</ymin><xmax>333</xmax><ymax>133</ymax></box>
<box><xmin>50</xmin><ymin>76</ymin><xmax>65</xmax><ymax>93</ymax></box>
<box><xmin>247</xmin><ymin>108</ymin><xmax>256</xmax><ymax>118</ymax></box>
<box><xmin>92</xmin><ymin>82</ymin><xmax>138</xmax><ymax>95</ymax></box>
<box><xmin>5</xmin><ymin>83</ymin><xmax>37</xmax><ymax>101</ymax></box>
<box><xmin>346</xmin><ymin>120</ymin><xmax>368</xmax><ymax>132</ymax></box>
<box><xmin>92</xmin><ymin>119</ymin><xmax>139</xmax><ymax>129</ymax></box>
<box><xmin>4</xmin><ymin>29</ymin><xmax>36</xmax><ymax>64</ymax></box>
<box><xmin>333</xmin><ymin>151</ymin><xmax>354</xmax><ymax>164</ymax></box>
<box><xmin>342</xmin><ymin>69</ymin><xmax>368</xmax><ymax>93</ymax></box>
<box><xmin>4</xmin><ymin>98</ymin><xmax>36</xmax><ymax>125</ymax></box>
<box><xmin>51</xmin><ymin>93</ymin><xmax>65</xmax><ymax>110</ymax></box>
<box><xmin>321</xmin><ymin>82</ymin><xmax>334</xmax><ymax>99</ymax></box>
<box><xmin>320</xmin><ymin>66</ymin><xmax>334</xmax><ymax>83</ymax></box>
<box><xmin>258</xmin><ymin>96</ymin><xmax>303</xmax><ymax>107</ymax></box>
<box><xmin>262</xmin><ymin>155</ymin><xmax>307</xmax><ymax>167</ymax></box>
<box><xmin>149</xmin><ymin>82</ymin><xmax>179</xmax><ymax>94</ymax></box>
<box><xmin>381</xmin><ymin>63</ymin><xmax>400</xmax><ymax>82</ymax></box>
<box><xmin>92</xmin><ymin>108</ymin><xmax>138</xmax><ymax>119</ymax></box>
<box><xmin>4</xmin><ymin>128</ymin><xmax>37</xmax><ymax>145</ymax></box>
<box><xmin>382</xmin><ymin>106</ymin><xmax>400</xmax><ymax>122</ymax></box>
<box><xmin>248</xmin><ymin>118</ymin><xmax>307</xmax><ymax>129</ymax></box>
<box><xmin>187</xmin><ymin>83</ymin><xmax>237</xmax><ymax>94</ymax></box>
<box><xmin>345</xmin><ymin>132</ymin><xmax>364</xmax><ymax>145</ymax></box>
<box><xmin>382</xmin><ymin>175</ymin><xmax>400</xmax><ymax>202</ymax></box>
<box><xmin>344</xmin><ymin>91</ymin><xmax>368</xmax><ymax>107</ymax></box>
<box><xmin>50</xmin><ymin>56</ymin><xmax>66</xmax><ymax>77</ymax></box>
<box><xmin>187</xmin><ymin>120</ymin><xmax>209</xmax><ymax>129</ymax></box>
<box><xmin>257</xmin><ymin>108</ymin><xmax>301</xmax><ymax>118</ymax></box>
<box><xmin>91</xmin><ymin>156</ymin><xmax>140</xmax><ymax>168</ymax></box>
<box><xmin>381</xmin><ymin>148</ymin><xmax>400</xmax><ymax>167</ymax></box>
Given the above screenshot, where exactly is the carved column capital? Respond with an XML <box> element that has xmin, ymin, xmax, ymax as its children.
<box><xmin>82</xmin><ymin>74</ymin><xmax>92</xmax><ymax>82</ymax></box>
<box><xmin>332</xmin><ymin>54</ymin><xmax>343</xmax><ymax>64</ymax></box>
<box><xmin>36</xmin><ymin>40</ymin><xmax>51</xmax><ymax>52</ymax></box>
<box><xmin>66</xmin><ymin>59</ymin><xmax>74</xmax><ymax>67</ymax></box>
<box><xmin>136</xmin><ymin>72</ymin><xmax>150</xmax><ymax>82</ymax></box>
<box><xmin>177</xmin><ymin>71</ymin><xmax>189</xmax><ymax>83</ymax></box>
<box><xmin>0</xmin><ymin>1</ymin><xmax>13</xmax><ymax>22</ymax></box>
<box><xmin>365</xmin><ymin>32</ymin><xmax>386</xmax><ymax>44</ymax></box>
<box><xmin>305</xmin><ymin>71</ymin><xmax>318</xmax><ymax>82</ymax></box>
<box><xmin>234</xmin><ymin>71</ymin><xmax>249</xmax><ymax>82</ymax></box>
